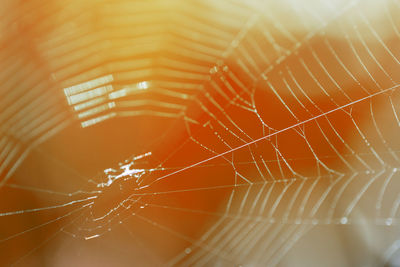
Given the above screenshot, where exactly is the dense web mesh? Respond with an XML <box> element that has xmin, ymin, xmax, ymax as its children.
<box><xmin>1</xmin><ymin>0</ymin><xmax>400</xmax><ymax>266</ymax></box>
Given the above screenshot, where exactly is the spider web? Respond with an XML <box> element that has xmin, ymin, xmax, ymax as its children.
<box><xmin>2</xmin><ymin>0</ymin><xmax>400</xmax><ymax>266</ymax></box>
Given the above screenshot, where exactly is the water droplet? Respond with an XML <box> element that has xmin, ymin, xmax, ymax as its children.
<box><xmin>231</xmin><ymin>40</ymin><xmax>239</xmax><ymax>47</ymax></box>
<box><xmin>386</xmin><ymin>218</ymin><xmax>393</xmax><ymax>226</ymax></box>
<box><xmin>340</xmin><ymin>217</ymin><xmax>348</xmax><ymax>224</ymax></box>
<box><xmin>185</xmin><ymin>248</ymin><xmax>192</xmax><ymax>254</ymax></box>
<box><xmin>210</xmin><ymin>66</ymin><xmax>218</xmax><ymax>74</ymax></box>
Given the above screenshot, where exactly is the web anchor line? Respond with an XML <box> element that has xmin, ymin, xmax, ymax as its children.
<box><xmin>139</xmin><ymin>84</ymin><xmax>400</xmax><ymax>189</ymax></box>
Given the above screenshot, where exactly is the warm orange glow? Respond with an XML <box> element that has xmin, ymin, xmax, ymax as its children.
<box><xmin>1</xmin><ymin>0</ymin><xmax>400</xmax><ymax>266</ymax></box>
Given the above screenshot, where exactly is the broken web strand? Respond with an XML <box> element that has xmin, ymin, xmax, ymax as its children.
<box><xmin>0</xmin><ymin>101</ymin><xmax>188</xmax><ymax>250</ymax></box>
